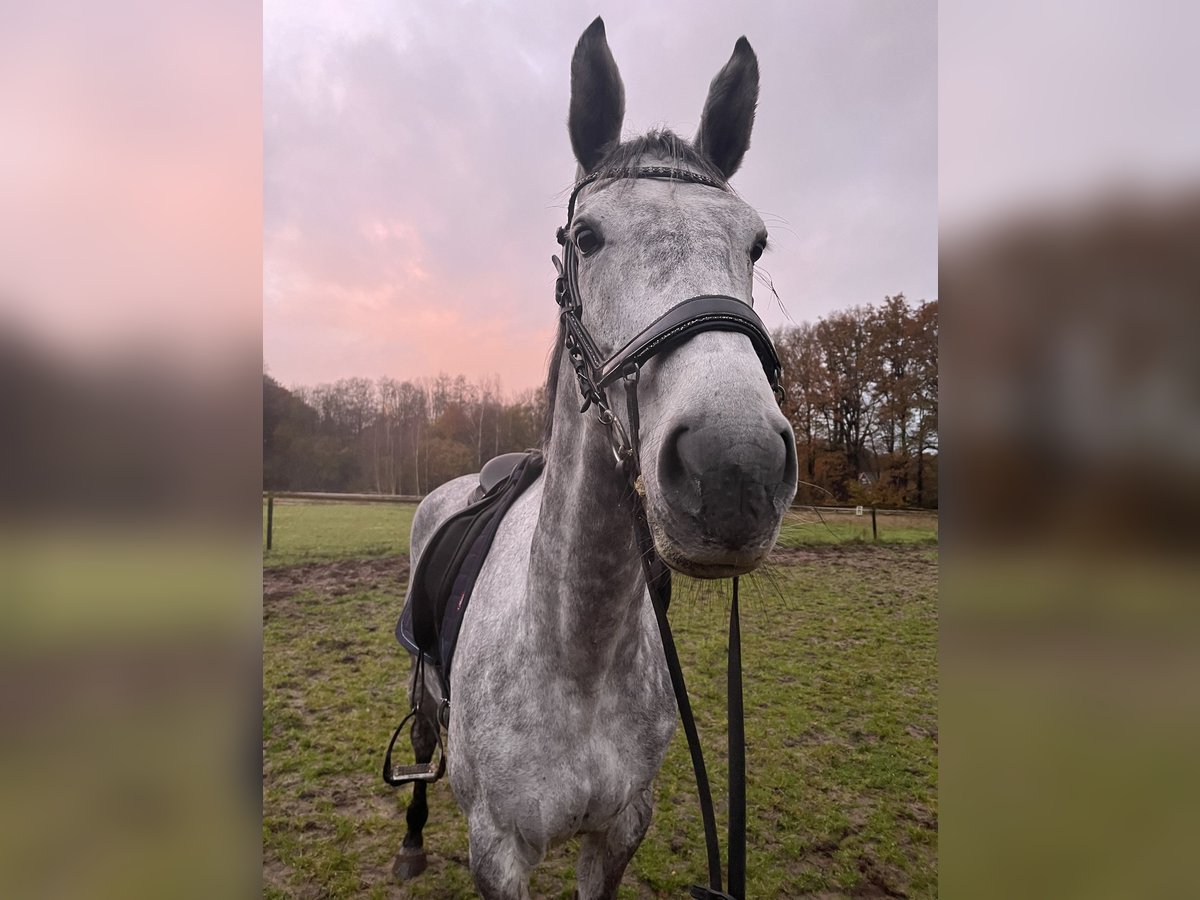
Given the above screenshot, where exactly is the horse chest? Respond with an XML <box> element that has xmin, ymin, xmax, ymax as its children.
<box><xmin>511</xmin><ymin>698</ymin><xmax>669</xmax><ymax>841</ymax></box>
<box><xmin>452</xmin><ymin>651</ymin><xmax>673</xmax><ymax>844</ymax></box>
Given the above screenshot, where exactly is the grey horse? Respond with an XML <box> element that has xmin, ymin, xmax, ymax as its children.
<box><xmin>393</xmin><ymin>18</ymin><xmax>798</xmax><ymax>899</ymax></box>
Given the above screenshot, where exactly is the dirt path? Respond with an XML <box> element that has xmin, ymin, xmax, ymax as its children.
<box><xmin>263</xmin><ymin>555</ymin><xmax>410</xmax><ymax>605</ymax></box>
<box><xmin>768</xmin><ymin>541</ymin><xmax>937</xmax><ymax>570</ymax></box>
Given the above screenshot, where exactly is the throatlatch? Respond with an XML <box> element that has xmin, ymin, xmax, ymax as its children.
<box><xmin>553</xmin><ymin>166</ymin><xmax>786</xmax><ymax>900</ymax></box>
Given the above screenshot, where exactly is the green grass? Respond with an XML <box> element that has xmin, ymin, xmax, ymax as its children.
<box><xmin>778</xmin><ymin>509</ymin><xmax>938</xmax><ymax>547</ymax></box>
<box><xmin>263</xmin><ymin>540</ymin><xmax>937</xmax><ymax>898</ymax></box>
<box><xmin>264</xmin><ymin>500</ymin><xmax>417</xmax><ymax>568</ymax></box>
<box><xmin>262</xmin><ymin>500</ymin><xmax>935</xmax><ymax>569</ymax></box>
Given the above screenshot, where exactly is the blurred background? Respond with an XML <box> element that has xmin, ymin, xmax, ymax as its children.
<box><xmin>0</xmin><ymin>0</ymin><xmax>261</xmax><ymax>897</ymax></box>
<box><xmin>941</xmin><ymin>1</ymin><xmax>1200</xmax><ymax>897</ymax></box>
<box><xmin>1</xmin><ymin>0</ymin><xmax>1197</xmax><ymax>897</ymax></box>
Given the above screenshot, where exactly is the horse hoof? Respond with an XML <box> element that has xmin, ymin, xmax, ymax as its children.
<box><xmin>392</xmin><ymin>848</ymin><xmax>427</xmax><ymax>881</ymax></box>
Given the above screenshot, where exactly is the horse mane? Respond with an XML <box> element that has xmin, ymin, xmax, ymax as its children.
<box><xmin>540</xmin><ymin>130</ymin><xmax>727</xmax><ymax>446</ymax></box>
<box><xmin>540</xmin><ymin>320</ymin><xmax>565</xmax><ymax>448</ymax></box>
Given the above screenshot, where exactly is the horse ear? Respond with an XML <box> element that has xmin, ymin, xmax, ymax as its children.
<box><xmin>694</xmin><ymin>37</ymin><xmax>759</xmax><ymax>178</ymax></box>
<box><xmin>569</xmin><ymin>17</ymin><xmax>625</xmax><ymax>173</ymax></box>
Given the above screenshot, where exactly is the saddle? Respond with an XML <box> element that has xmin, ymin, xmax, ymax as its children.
<box><xmin>385</xmin><ymin>450</ymin><xmax>543</xmax><ymax>787</ymax></box>
<box><xmin>396</xmin><ymin>450</ymin><xmax>544</xmax><ymax>696</ymax></box>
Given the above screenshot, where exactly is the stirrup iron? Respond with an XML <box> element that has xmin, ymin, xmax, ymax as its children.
<box><xmin>382</xmin><ymin>707</ymin><xmax>446</xmax><ymax>786</ymax></box>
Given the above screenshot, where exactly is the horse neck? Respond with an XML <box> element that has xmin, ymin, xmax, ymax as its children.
<box><xmin>527</xmin><ymin>355</ymin><xmax>647</xmax><ymax>679</ymax></box>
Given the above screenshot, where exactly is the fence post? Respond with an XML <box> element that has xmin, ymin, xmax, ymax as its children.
<box><xmin>267</xmin><ymin>494</ymin><xmax>274</xmax><ymax>551</ymax></box>
<box><xmin>871</xmin><ymin>507</ymin><xmax>877</xmax><ymax>541</ymax></box>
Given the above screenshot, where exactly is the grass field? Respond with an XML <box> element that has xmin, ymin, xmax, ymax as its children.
<box><xmin>264</xmin><ymin>500</ymin><xmax>418</xmax><ymax>568</ymax></box>
<box><xmin>263</xmin><ymin>500</ymin><xmax>937</xmax><ymax>566</ymax></box>
<box><xmin>262</xmin><ymin>502</ymin><xmax>938</xmax><ymax>898</ymax></box>
<box><xmin>777</xmin><ymin>509</ymin><xmax>938</xmax><ymax>547</ymax></box>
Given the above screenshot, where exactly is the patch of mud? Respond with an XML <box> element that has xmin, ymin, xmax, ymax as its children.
<box><xmin>852</xmin><ymin>856</ymin><xmax>910</xmax><ymax>897</ymax></box>
<box><xmin>768</xmin><ymin>542</ymin><xmax>936</xmax><ymax>569</ymax></box>
<box><xmin>263</xmin><ymin>555</ymin><xmax>410</xmax><ymax>605</ymax></box>
<box><xmin>262</xmin><ymin>858</ymin><xmax>296</xmax><ymax>896</ymax></box>
<box><xmin>763</xmin><ymin>544</ymin><xmax>938</xmax><ymax>611</ymax></box>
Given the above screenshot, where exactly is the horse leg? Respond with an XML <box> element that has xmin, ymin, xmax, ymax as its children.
<box><xmin>391</xmin><ymin>710</ymin><xmax>438</xmax><ymax>880</ymax></box>
<box><xmin>467</xmin><ymin>814</ymin><xmax>539</xmax><ymax>900</ymax></box>
<box><xmin>574</xmin><ymin>786</ymin><xmax>654</xmax><ymax>900</ymax></box>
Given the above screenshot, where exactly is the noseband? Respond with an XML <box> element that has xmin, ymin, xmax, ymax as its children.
<box><xmin>551</xmin><ymin>166</ymin><xmax>783</xmax><ymax>900</ymax></box>
<box><xmin>552</xmin><ymin>166</ymin><xmax>784</xmax><ymax>466</ymax></box>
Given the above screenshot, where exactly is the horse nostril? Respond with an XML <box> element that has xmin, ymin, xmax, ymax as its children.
<box><xmin>657</xmin><ymin>425</ymin><xmax>690</xmax><ymax>497</ymax></box>
<box><xmin>780</xmin><ymin>427</ymin><xmax>798</xmax><ymax>485</ymax></box>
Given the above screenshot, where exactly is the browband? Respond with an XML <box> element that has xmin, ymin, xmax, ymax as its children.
<box><xmin>566</xmin><ymin>165</ymin><xmax>728</xmax><ymax>223</ymax></box>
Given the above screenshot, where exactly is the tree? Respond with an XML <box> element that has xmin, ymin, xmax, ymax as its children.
<box><xmin>774</xmin><ymin>323</ymin><xmax>825</xmax><ymax>499</ymax></box>
<box><xmin>263</xmin><ymin>296</ymin><xmax>937</xmax><ymax>505</ymax></box>
<box><xmin>911</xmin><ymin>299</ymin><xmax>939</xmax><ymax>506</ymax></box>
<box><xmin>770</xmin><ymin>295</ymin><xmax>938</xmax><ymax>507</ymax></box>
<box><xmin>816</xmin><ymin>305</ymin><xmax>882</xmax><ymax>473</ymax></box>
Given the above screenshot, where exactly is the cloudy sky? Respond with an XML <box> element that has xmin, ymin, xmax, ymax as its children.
<box><xmin>264</xmin><ymin>0</ymin><xmax>936</xmax><ymax>394</ymax></box>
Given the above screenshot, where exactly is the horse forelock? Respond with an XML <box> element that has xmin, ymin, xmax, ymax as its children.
<box><xmin>591</xmin><ymin>129</ymin><xmax>728</xmax><ymax>185</ymax></box>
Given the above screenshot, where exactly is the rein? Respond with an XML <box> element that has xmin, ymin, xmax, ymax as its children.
<box><xmin>553</xmin><ymin>166</ymin><xmax>784</xmax><ymax>900</ymax></box>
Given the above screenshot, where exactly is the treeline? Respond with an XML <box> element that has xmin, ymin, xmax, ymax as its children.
<box><xmin>264</xmin><ymin>373</ymin><xmax>546</xmax><ymax>495</ymax></box>
<box><xmin>777</xmin><ymin>294</ymin><xmax>937</xmax><ymax>507</ymax></box>
<box><xmin>264</xmin><ymin>294</ymin><xmax>937</xmax><ymax>507</ymax></box>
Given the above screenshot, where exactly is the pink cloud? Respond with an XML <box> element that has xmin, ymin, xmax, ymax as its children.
<box><xmin>264</xmin><ymin>3</ymin><xmax>937</xmax><ymax>393</ymax></box>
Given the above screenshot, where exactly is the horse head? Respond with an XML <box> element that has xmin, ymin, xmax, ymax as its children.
<box><xmin>563</xmin><ymin>18</ymin><xmax>798</xmax><ymax>578</ymax></box>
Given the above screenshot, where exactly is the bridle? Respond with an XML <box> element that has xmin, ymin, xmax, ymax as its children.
<box><xmin>554</xmin><ymin>165</ymin><xmax>783</xmax><ymax>467</ymax></box>
<box><xmin>552</xmin><ymin>165</ymin><xmax>785</xmax><ymax>900</ymax></box>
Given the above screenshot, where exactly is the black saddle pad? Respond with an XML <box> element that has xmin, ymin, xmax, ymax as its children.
<box><xmin>397</xmin><ymin>450</ymin><xmax>544</xmax><ymax>692</ymax></box>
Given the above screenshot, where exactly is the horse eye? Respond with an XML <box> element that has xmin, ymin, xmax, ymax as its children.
<box><xmin>750</xmin><ymin>239</ymin><xmax>767</xmax><ymax>263</ymax></box>
<box><xmin>575</xmin><ymin>227</ymin><xmax>601</xmax><ymax>256</ymax></box>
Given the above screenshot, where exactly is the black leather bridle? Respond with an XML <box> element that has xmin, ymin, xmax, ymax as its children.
<box><xmin>553</xmin><ymin>166</ymin><xmax>785</xmax><ymax>900</ymax></box>
<box><xmin>555</xmin><ymin>165</ymin><xmax>783</xmax><ymax>466</ymax></box>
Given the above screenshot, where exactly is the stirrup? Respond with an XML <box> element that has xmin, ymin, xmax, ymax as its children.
<box><xmin>382</xmin><ymin>707</ymin><xmax>446</xmax><ymax>786</ymax></box>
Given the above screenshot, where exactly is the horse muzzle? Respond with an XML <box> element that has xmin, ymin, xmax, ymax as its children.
<box><xmin>650</xmin><ymin>416</ymin><xmax>797</xmax><ymax>577</ymax></box>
